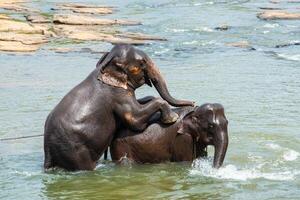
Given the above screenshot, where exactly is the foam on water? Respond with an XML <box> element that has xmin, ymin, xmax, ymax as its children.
<box><xmin>263</xmin><ymin>23</ymin><xmax>279</xmax><ymax>28</ymax></box>
<box><xmin>190</xmin><ymin>158</ymin><xmax>299</xmax><ymax>181</ymax></box>
<box><xmin>266</xmin><ymin>143</ymin><xmax>299</xmax><ymax>161</ymax></box>
<box><xmin>283</xmin><ymin>150</ymin><xmax>299</xmax><ymax>161</ymax></box>
<box><xmin>276</xmin><ymin>53</ymin><xmax>300</xmax><ymax>61</ymax></box>
<box><xmin>193</xmin><ymin>27</ymin><xmax>214</xmax><ymax>32</ymax></box>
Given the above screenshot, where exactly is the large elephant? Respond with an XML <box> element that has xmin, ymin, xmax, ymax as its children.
<box><xmin>110</xmin><ymin>103</ymin><xmax>228</xmax><ymax>168</ymax></box>
<box><xmin>44</xmin><ymin>44</ymin><xmax>193</xmax><ymax>171</ymax></box>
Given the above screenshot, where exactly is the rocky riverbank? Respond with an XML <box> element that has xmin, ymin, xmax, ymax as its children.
<box><xmin>0</xmin><ymin>1</ymin><xmax>166</xmax><ymax>53</ymax></box>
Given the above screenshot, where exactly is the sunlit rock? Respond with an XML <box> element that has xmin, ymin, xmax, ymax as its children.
<box><xmin>257</xmin><ymin>11</ymin><xmax>300</xmax><ymax>20</ymax></box>
<box><xmin>226</xmin><ymin>41</ymin><xmax>255</xmax><ymax>50</ymax></box>
<box><xmin>53</xmin><ymin>14</ymin><xmax>141</xmax><ymax>26</ymax></box>
<box><xmin>0</xmin><ymin>40</ymin><xmax>40</xmax><ymax>52</ymax></box>
<box><xmin>115</xmin><ymin>32</ymin><xmax>167</xmax><ymax>41</ymax></box>
<box><xmin>0</xmin><ymin>32</ymin><xmax>48</xmax><ymax>45</ymax></box>
<box><xmin>25</xmin><ymin>14</ymin><xmax>51</xmax><ymax>23</ymax></box>
<box><xmin>0</xmin><ymin>2</ymin><xmax>39</xmax><ymax>13</ymax></box>
<box><xmin>0</xmin><ymin>19</ymin><xmax>44</xmax><ymax>34</ymax></box>
<box><xmin>56</xmin><ymin>3</ymin><xmax>114</xmax><ymax>9</ymax></box>
<box><xmin>0</xmin><ymin>14</ymin><xmax>10</xmax><ymax>19</ymax></box>
<box><xmin>52</xmin><ymin>3</ymin><xmax>114</xmax><ymax>15</ymax></box>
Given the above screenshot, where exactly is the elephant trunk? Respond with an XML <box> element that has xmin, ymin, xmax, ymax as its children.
<box><xmin>213</xmin><ymin>127</ymin><xmax>228</xmax><ymax>168</ymax></box>
<box><xmin>145</xmin><ymin>58</ymin><xmax>194</xmax><ymax>107</ymax></box>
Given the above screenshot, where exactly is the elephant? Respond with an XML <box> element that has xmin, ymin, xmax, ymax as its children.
<box><xmin>44</xmin><ymin>44</ymin><xmax>194</xmax><ymax>171</ymax></box>
<box><xmin>110</xmin><ymin>103</ymin><xmax>228</xmax><ymax>168</ymax></box>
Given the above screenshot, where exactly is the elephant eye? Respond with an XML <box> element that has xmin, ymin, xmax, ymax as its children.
<box><xmin>129</xmin><ymin>66</ymin><xmax>142</xmax><ymax>75</ymax></box>
<box><xmin>208</xmin><ymin>123</ymin><xmax>214</xmax><ymax>129</ymax></box>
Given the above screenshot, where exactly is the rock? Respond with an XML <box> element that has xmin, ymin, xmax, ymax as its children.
<box><xmin>0</xmin><ymin>14</ymin><xmax>10</xmax><ymax>19</ymax></box>
<box><xmin>31</xmin><ymin>23</ymin><xmax>56</xmax><ymax>37</ymax></box>
<box><xmin>65</xmin><ymin>30</ymin><xmax>147</xmax><ymax>45</ymax></box>
<box><xmin>0</xmin><ymin>40</ymin><xmax>40</xmax><ymax>52</ymax></box>
<box><xmin>115</xmin><ymin>32</ymin><xmax>167</xmax><ymax>41</ymax></box>
<box><xmin>214</xmin><ymin>24</ymin><xmax>230</xmax><ymax>31</ymax></box>
<box><xmin>0</xmin><ymin>2</ymin><xmax>39</xmax><ymax>13</ymax></box>
<box><xmin>0</xmin><ymin>0</ymin><xmax>28</xmax><ymax>3</ymax></box>
<box><xmin>275</xmin><ymin>41</ymin><xmax>300</xmax><ymax>48</ymax></box>
<box><xmin>226</xmin><ymin>41</ymin><xmax>256</xmax><ymax>50</ymax></box>
<box><xmin>0</xmin><ymin>32</ymin><xmax>48</xmax><ymax>44</ymax></box>
<box><xmin>0</xmin><ymin>19</ymin><xmax>44</xmax><ymax>34</ymax></box>
<box><xmin>53</xmin><ymin>25</ymin><xmax>147</xmax><ymax>45</ymax></box>
<box><xmin>25</xmin><ymin>14</ymin><xmax>51</xmax><ymax>23</ymax></box>
<box><xmin>257</xmin><ymin>11</ymin><xmax>300</xmax><ymax>20</ymax></box>
<box><xmin>259</xmin><ymin>7</ymin><xmax>283</xmax><ymax>10</ymax></box>
<box><xmin>56</xmin><ymin>3</ymin><xmax>114</xmax><ymax>9</ymax></box>
<box><xmin>52</xmin><ymin>6</ymin><xmax>113</xmax><ymax>15</ymax></box>
<box><xmin>53</xmin><ymin>14</ymin><xmax>141</xmax><ymax>26</ymax></box>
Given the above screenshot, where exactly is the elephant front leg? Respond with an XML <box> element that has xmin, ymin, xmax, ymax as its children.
<box><xmin>137</xmin><ymin>96</ymin><xmax>155</xmax><ymax>104</ymax></box>
<box><xmin>115</xmin><ymin>97</ymin><xmax>179</xmax><ymax>132</ymax></box>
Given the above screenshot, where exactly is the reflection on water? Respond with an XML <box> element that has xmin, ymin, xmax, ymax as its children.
<box><xmin>0</xmin><ymin>0</ymin><xmax>300</xmax><ymax>199</ymax></box>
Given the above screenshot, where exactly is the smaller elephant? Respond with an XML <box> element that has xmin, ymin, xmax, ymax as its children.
<box><xmin>110</xmin><ymin>103</ymin><xmax>228</xmax><ymax>168</ymax></box>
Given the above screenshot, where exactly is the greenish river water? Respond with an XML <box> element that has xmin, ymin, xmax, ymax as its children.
<box><xmin>1</xmin><ymin>0</ymin><xmax>300</xmax><ymax>199</ymax></box>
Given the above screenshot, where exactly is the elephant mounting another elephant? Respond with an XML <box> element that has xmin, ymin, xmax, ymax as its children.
<box><xmin>43</xmin><ymin>44</ymin><xmax>194</xmax><ymax>171</ymax></box>
<box><xmin>110</xmin><ymin>103</ymin><xmax>229</xmax><ymax>168</ymax></box>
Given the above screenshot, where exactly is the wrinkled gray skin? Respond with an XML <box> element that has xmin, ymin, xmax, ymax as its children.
<box><xmin>111</xmin><ymin>103</ymin><xmax>228</xmax><ymax>168</ymax></box>
<box><xmin>44</xmin><ymin>44</ymin><xmax>194</xmax><ymax>171</ymax></box>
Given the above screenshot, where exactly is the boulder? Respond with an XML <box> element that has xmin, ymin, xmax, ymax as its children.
<box><xmin>53</xmin><ymin>25</ymin><xmax>147</xmax><ymax>45</ymax></box>
<box><xmin>25</xmin><ymin>14</ymin><xmax>51</xmax><ymax>23</ymax></box>
<box><xmin>53</xmin><ymin>14</ymin><xmax>141</xmax><ymax>25</ymax></box>
<box><xmin>0</xmin><ymin>19</ymin><xmax>44</xmax><ymax>34</ymax></box>
<box><xmin>56</xmin><ymin>3</ymin><xmax>114</xmax><ymax>9</ymax></box>
<box><xmin>275</xmin><ymin>41</ymin><xmax>300</xmax><ymax>48</ymax></box>
<box><xmin>0</xmin><ymin>40</ymin><xmax>40</xmax><ymax>52</ymax></box>
<box><xmin>214</xmin><ymin>24</ymin><xmax>230</xmax><ymax>31</ymax></box>
<box><xmin>0</xmin><ymin>14</ymin><xmax>10</xmax><ymax>19</ymax></box>
<box><xmin>0</xmin><ymin>2</ymin><xmax>39</xmax><ymax>13</ymax></box>
<box><xmin>0</xmin><ymin>32</ymin><xmax>48</xmax><ymax>44</ymax></box>
<box><xmin>257</xmin><ymin>11</ymin><xmax>300</xmax><ymax>20</ymax></box>
<box><xmin>0</xmin><ymin>0</ymin><xmax>28</xmax><ymax>3</ymax></box>
<box><xmin>226</xmin><ymin>41</ymin><xmax>255</xmax><ymax>50</ymax></box>
<box><xmin>259</xmin><ymin>7</ymin><xmax>283</xmax><ymax>10</ymax></box>
<box><xmin>115</xmin><ymin>32</ymin><xmax>167</xmax><ymax>41</ymax></box>
<box><xmin>52</xmin><ymin>6</ymin><xmax>113</xmax><ymax>15</ymax></box>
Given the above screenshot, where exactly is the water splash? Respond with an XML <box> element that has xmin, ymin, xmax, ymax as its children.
<box><xmin>266</xmin><ymin>143</ymin><xmax>299</xmax><ymax>161</ymax></box>
<box><xmin>276</xmin><ymin>53</ymin><xmax>300</xmax><ymax>61</ymax></box>
<box><xmin>190</xmin><ymin>158</ymin><xmax>299</xmax><ymax>181</ymax></box>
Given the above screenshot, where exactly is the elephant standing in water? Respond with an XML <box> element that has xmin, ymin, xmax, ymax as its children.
<box><xmin>111</xmin><ymin>103</ymin><xmax>228</xmax><ymax>168</ymax></box>
<box><xmin>44</xmin><ymin>44</ymin><xmax>194</xmax><ymax>171</ymax></box>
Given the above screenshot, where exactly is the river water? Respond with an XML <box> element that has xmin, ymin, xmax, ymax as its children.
<box><xmin>1</xmin><ymin>0</ymin><xmax>300</xmax><ymax>199</ymax></box>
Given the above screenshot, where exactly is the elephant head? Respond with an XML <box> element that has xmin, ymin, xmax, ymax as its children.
<box><xmin>178</xmin><ymin>103</ymin><xmax>229</xmax><ymax>168</ymax></box>
<box><xmin>97</xmin><ymin>44</ymin><xmax>194</xmax><ymax>107</ymax></box>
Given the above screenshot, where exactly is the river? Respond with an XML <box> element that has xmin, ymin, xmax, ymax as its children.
<box><xmin>0</xmin><ymin>0</ymin><xmax>299</xmax><ymax>199</ymax></box>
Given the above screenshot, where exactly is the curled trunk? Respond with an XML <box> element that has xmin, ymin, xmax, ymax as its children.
<box><xmin>145</xmin><ymin>58</ymin><xmax>194</xmax><ymax>107</ymax></box>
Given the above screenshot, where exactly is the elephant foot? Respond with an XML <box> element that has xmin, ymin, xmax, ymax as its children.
<box><xmin>162</xmin><ymin>112</ymin><xmax>179</xmax><ymax>124</ymax></box>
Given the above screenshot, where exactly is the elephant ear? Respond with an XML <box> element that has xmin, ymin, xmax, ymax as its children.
<box><xmin>96</xmin><ymin>52</ymin><xmax>109</xmax><ymax>68</ymax></box>
<box><xmin>177</xmin><ymin>111</ymin><xmax>194</xmax><ymax>135</ymax></box>
<box><xmin>97</xmin><ymin>51</ymin><xmax>128</xmax><ymax>89</ymax></box>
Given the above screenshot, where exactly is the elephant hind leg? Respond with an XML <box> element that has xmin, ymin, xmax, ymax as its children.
<box><xmin>56</xmin><ymin>145</ymin><xmax>96</xmax><ymax>171</ymax></box>
<box><xmin>74</xmin><ymin>146</ymin><xmax>96</xmax><ymax>170</ymax></box>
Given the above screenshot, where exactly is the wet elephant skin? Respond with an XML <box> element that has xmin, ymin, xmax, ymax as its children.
<box><xmin>43</xmin><ymin>44</ymin><xmax>194</xmax><ymax>171</ymax></box>
<box><xmin>110</xmin><ymin>103</ymin><xmax>229</xmax><ymax>168</ymax></box>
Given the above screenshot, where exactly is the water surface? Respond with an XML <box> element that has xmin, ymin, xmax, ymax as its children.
<box><xmin>1</xmin><ymin>0</ymin><xmax>300</xmax><ymax>199</ymax></box>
